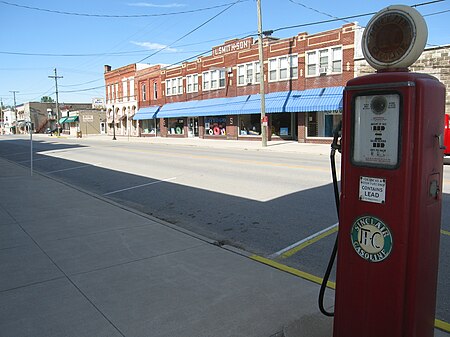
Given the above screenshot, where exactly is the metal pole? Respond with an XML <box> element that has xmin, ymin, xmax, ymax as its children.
<box><xmin>257</xmin><ymin>0</ymin><xmax>267</xmax><ymax>147</ymax></box>
<box><xmin>30</xmin><ymin>122</ymin><xmax>33</xmax><ymax>176</ymax></box>
<box><xmin>112</xmin><ymin>104</ymin><xmax>117</xmax><ymax>140</ymax></box>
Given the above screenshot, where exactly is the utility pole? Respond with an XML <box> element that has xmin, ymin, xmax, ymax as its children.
<box><xmin>257</xmin><ymin>0</ymin><xmax>267</xmax><ymax>147</ymax></box>
<box><xmin>48</xmin><ymin>68</ymin><xmax>63</xmax><ymax>136</ymax></box>
<box><xmin>9</xmin><ymin>91</ymin><xmax>19</xmax><ymax>134</ymax></box>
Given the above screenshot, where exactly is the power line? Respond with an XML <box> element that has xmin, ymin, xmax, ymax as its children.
<box><xmin>272</xmin><ymin>0</ymin><xmax>446</xmax><ymax>33</ymax></box>
<box><xmin>10</xmin><ymin>0</ymin><xmax>446</xmax><ymax>99</ymax></box>
<box><xmin>0</xmin><ymin>0</ymin><xmax>249</xmax><ymax>18</ymax></box>
<box><xmin>287</xmin><ymin>0</ymin><xmax>351</xmax><ymax>24</ymax></box>
<box><xmin>136</xmin><ymin>0</ymin><xmax>241</xmax><ymax>63</ymax></box>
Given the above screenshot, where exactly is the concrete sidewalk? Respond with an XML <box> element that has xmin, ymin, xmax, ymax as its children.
<box><xmin>0</xmin><ymin>156</ymin><xmax>334</xmax><ymax>337</ymax></box>
<box><xmin>0</xmin><ymin>152</ymin><xmax>447</xmax><ymax>337</ymax></box>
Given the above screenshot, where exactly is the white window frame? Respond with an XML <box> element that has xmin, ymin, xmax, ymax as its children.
<box><xmin>202</xmin><ymin>70</ymin><xmax>226</xmax><ymax>91</ymax></box>
<box><xmin>306</xmin><ymin>46</ymin><xmax>342</xmax><ymax>77</ymax></box>
<box><xmin>166</xmin><ymin>77</ymin><xmax>183</xmax><ymax>96</ymax></box>
<box><xmin>141</xmin><ymin>83</ymin><xmax>146</xmax><ymax>101</ymax></box>
<box><xmin>186</xmin><ymin>74</ymin><xmax>198</xmax><ymax>93</ymax></box>
<box><xmin>237</xmin><ymin>61</ymin><xmax>260</xmax><ymax>86</ymax></box>
<box><xmin>268</xmin><ymin>54</ymin><xmax>298</xmax><ymax>82</ymax></box>
<box><xmin>122</xmin><ymin>79</ymin><xmax>128</xmax><ymax>101</ymax></box>
<box><xmin>153</xmin><ymin>82</ymin><xmax>158</xmax><ymax>99</ymax></box>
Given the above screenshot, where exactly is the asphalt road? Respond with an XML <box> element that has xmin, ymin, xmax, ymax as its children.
<box><xmin>1</xmin><ymin>134</ymin><xmax>448</xmax><ymax>325</ymax></box>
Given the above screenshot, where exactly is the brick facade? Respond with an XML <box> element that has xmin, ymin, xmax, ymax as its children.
<box><xmin>105</xmin><ymin>23</ymin><xmax>359</xmax><ymax>142</ymax></box>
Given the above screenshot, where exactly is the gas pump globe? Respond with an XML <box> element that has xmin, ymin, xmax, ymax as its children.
<box><xmin>362</xmin><ymin>5</ymin><xmax>428</xmax><ymax>70</ymax></box>
<box><xmin>332</xmin><ymin>5</ymin><xmax>446</xmax><ymax>337</ymax></box>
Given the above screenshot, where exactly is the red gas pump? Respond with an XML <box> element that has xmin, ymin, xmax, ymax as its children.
<box><xmin>333</xmin><ymin>5</ymin><xmax>445</xmax><ymax>337</ymax></box>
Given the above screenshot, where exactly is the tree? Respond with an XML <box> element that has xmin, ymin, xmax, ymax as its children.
<box><xmin>41</xmin><ymin>96</ymin><xmax>54</xmax><ymax>103</ymax></box>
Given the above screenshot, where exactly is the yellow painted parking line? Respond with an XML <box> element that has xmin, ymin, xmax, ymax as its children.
<box><xmin>250</xmin><ymin>254</ymin><xmax>450</xmax><ymax>332</ymax></box>
<box><xmin>250</xmin><ymin>254</ymin><xmax>335</xmax><ymax>289</ymax></box>
<box><xmin>442</xmin><ymin>229</ymin><xmax>450</xmax><ymax>236</ymax></box>
<box><xmin>436</xmin><ymin>319</ymin><xmax>450</xmax><ymax>333</ymax></box>
<box><xmin>279</xmin><ymin>225</ymin><xmax>338</xmax><ymax>259</ymax></box>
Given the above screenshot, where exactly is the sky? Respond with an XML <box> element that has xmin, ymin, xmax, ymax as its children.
<box><xmin>0</xmin><ymin>0</ymin><xmax>448</xmax><ymax>107</ymax></box>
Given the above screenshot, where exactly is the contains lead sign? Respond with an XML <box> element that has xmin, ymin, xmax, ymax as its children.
<box><xmin>359</xmin><ymin>176</ymin><xmax>386</xmax><ymax>204</ymax></box>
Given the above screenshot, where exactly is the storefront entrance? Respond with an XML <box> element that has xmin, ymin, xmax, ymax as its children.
<box><xmin>188</xmin><ymin>117</ymin><xmax>199</xmax><ymax>137</ymax></box>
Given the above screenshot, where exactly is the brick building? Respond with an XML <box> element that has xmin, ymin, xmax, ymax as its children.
<box><xmin>105</xmin><ymin>23</ymin><xmax>360</xmax><ymax>142</ymax></box>
<box><xmin>104</xmin><ymin>63</ymin><xmax>152</xmax><ymax>137</ymax></box>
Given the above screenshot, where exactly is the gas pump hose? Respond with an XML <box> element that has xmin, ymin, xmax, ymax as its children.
<box><xmin>318</xmin><ymin>121</ymin><xmax>341</xmax><ymax>317</ymax></box>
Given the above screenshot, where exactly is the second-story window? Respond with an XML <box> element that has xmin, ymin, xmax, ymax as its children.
<box><xmin>237</xmin><ymin>62</ymin><xmax>260</xmax><ymax>85</ymax></box>
<box><xmin>166</xmin><ymin>77</ymin><xmax>183</xmax><ymax>96</ymax></box>
<box><xmin>306</xmin><ymin>46</ymin><xmax>342</xmax><ymax>76</ymax></box>
<box><xmin>153</xmin><ymin>82</ymin><xmax>158</xmax><ymax>99</ymax></box>
<box><xmin>268</xmin><ymin>54</ymin><xmax>298</xmax><ymax>82</ymax></box>
<box><xmin>187</xmin><ymin>74</ymin><xmax>198</xmax><ymax>93</ymax></box>
<box><xmin>203</xmin><ymin>70</ymin><xmax>225</xmax><ymax>91</ymax></box>
<box><xmin>203</xmin><ymin>72</ymin><xmax>210</xmax><ymax>90</ymax></box>
<box><xmin>141</xmin><ymin>84</ymin><xmax>146</xmax><ymax>101</ymax></box>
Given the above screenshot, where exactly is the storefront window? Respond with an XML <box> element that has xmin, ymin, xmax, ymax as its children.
<box><xmin>271</xmin><ymin>113</ymin><xmax>293</xmax><ymax>138</ymax></box>
<box><xmin>141</xmin><ymin>119</ymin><xmax>159</xmax><ymax>134</ymax></box>
<box><xmin>204</xmin><ymin>116</ymin><xmax>226</xmax><ymax>136</ymax></box>
<box><xmin>168</xmin><ymin>118</ymin><xmax>185</xmax><ymax>135</ymax></box>
<box><xmin>307</xmin><ymin>112</ymin><xmax>342</xmax><ymax>137</ymax></box>
<box><xmin>239</xmin><ymin>115</ymin><xmax>261</xmax><ymax>136</ymax></box>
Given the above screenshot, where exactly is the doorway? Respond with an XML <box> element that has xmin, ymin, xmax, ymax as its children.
<box><xmin>188</xmin><ymin>117</ymin><xmax>199</xmax><ymax>137</ymax></box>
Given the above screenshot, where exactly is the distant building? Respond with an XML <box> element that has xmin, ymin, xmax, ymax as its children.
<box><xmin>15</xmin><ymin>102</ymin><xmax>95</xmax><ymax>134</ymax></box>
<box><xmin>2</xmin><ymin>108</ymin><xmax>16</xmax><ymax>134</ymax></box>
<box><xmin>65</xmin><ymin>109</ymin><xmax>107</xmax><ymax>137</ymax></box>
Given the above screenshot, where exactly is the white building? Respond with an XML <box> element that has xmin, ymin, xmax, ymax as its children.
<box><xmin>2</xmin><ymin>108</ymin><xmax>16</xmax><ymax>134</ymax></box>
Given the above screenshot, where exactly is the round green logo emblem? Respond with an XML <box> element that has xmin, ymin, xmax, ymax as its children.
<box><xmin>351</xmin><ymin>215</ymin><xmax>393</xmax><ymax>262</ymax></box>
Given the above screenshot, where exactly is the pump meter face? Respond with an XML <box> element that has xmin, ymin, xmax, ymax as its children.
<box><xmin>352</xmin><ymin>93</ymin><xmax>401</xmax><ymax>168</ymax></box>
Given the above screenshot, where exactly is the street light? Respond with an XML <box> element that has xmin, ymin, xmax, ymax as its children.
<box><xmin>112</xmin><ymin>104</ymin><xmax>117</xmax><ymax>140</ymax></box>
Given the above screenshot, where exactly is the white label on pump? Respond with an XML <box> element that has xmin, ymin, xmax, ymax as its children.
<box><xmin>353</xmin><ymin>94</ymin><xmax>401</xmax><ymax>168</ymax></box>
<box><xmin>359</xmin><ymin>176</ymin><xmax>386</xmax><ymax>204</ymax></box>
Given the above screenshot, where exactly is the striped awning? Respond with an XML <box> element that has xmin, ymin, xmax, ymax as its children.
<box><xmin>133</xmin><ymin>106</ymin><xmax>160</xmax><ymax>120</ymax></box>
<box><xmin>136</xmin><ymin>87</ymin><xmax>343</xmax><ymax>119</ymax></box>
<box><xmin>157</xmin><ymin>95</ymin><xmax>250</xmax><ymax>118</ymax></box>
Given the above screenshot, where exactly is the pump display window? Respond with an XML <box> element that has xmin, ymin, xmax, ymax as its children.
<box><xmin>239</xmin><ymin>115</ymin><xmax>261</xmax><ymax>136</ymax></box>
<box><xmin>307</xmin><ymin>112</ymin><xmax>342</xmax><ymax>137</ymax></box>
<box><xmin>141</xmin><ymin>119</ymin><xmax>159</xmax><ymax>134</ymax></box>
<box><xmin>204</xmin><ymin>116</ymin><xmax>226</xmax><ymax>136</ymax></box>
<box><xmin>168</xmin><ymin>118</ymin><xmax>185</xmax><ymax>135</ymax></box>
<box><xmin>271</xmin><ymin>113</ymin><xmax>292</xmax><ymax>138</ymax></box>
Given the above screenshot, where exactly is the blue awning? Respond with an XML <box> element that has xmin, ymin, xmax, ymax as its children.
<box><xmin>313</xmin><ymin>86</ymin><xmax>344</xmax><ymax>112</ymax></box>
<box><xmin>133</xmin><ymin>106</ymin><xmax>160</xmax><ymax>120</ymax></box>
<box><xmin>241</xmin><ymin>87</ymin><xmax>344</xmax><ymax>114</ymax></box>
<box><xmin>157</xmin><ymin>95</ymin><xmax>250</xmax><ymax>118</ymax></box>
<box><xmin>145</xmin><ymin>87</ymin><xmax>343</xmax><ymax>118</ymax></box>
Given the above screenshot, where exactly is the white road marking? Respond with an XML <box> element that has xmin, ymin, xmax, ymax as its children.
<box><xmin>103</xmin><ymin>177</ymin><xmax>177</xmax><ymax>196</ymax></box>
<box><xmin>268</xmin><ymin>222</ymin><xmax>339</xmax><ymax>259</ymax></box>
<box><xmin>46</xmin><ymin>163</ymin><xmax>100</xmax><ymax>174</ymax></box>
<box><xmin>17</xmin><ymin>157</ymin><xmax>51</xmax><ymax>164</ymax></box>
